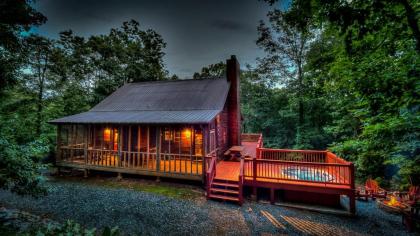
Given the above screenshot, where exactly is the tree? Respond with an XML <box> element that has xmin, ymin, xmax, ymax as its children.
<box><xmin>88</xmin><ymin>20</ymin><xmax>168</xmax><ymax>102</ymax></box>
<box><xmin>256</xmin><ymin>1</ymin><xmax>318</xmax><ymax>148</ymax></box>
<box><xmin>22</xmin><ymin>35</ymin><xmax>55</xmax><ymax>136</ymax></box>
<box><xmin>193</xmin><ymin>61</ymin><xmax>226</xmax><ymax>78</ymax></box>
<box><xmin>0</xmin><ymin>0</ymin><xmax>46</xmax><ymax>92</ymax></box>
<box><xmin>0</xmin><ymin>0</ymin><xmax>49</xmax><ymax>196</ymax></box>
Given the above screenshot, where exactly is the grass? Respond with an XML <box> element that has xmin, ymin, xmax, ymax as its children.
<box><xmin>51</xmin><ymin>174</ymin><xmax>203</xmax><ymax>200</ymax></box>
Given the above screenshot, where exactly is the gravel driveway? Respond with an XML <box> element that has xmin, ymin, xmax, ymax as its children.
<box><xmin>0</xmin><ymin>177</ymin><xmax>412</xmax><ymax>236</ymax></box>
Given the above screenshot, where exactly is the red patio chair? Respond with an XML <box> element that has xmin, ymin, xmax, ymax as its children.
<box><xmin>356</xmin><ymin>186</ymin><xmax>369</xmax><ymax>201</ymax></box>
<box><xmin>402</xmin><ymin>204</ymin><xmax>420</xmax><ymax>232</ymax></box>
<box><xmin>400</xmin><ymin>186</ymin><xmax>420</xmax><ymax>206</ymax></box>
<box><xmin>365</xmin><ymin>178</ymin><xmax>387</xmax><ymax>199</ymax></box>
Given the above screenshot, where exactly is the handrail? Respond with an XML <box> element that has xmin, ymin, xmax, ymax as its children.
<box><xmin>257</xmin><ymin>133</ymin><xmax>263</xmax><ymax>148</ymax></box>
<box><xmin>325</xmin><ymin>151</ymin><xmax>351</xmax><ymax>164</ymax></box>
<box><xmin>258</xmin><ymin>148</ymin><xmax>326</xmax><ymax>153</ymax></box>
<box><xmin>205</xmin><ymin>149</ymin><xmax>218</xmax><ymax>199</ymax></box>
<box><xmin>244</xmin><ymin>157</ymin><xmax>353</xmax><ymax>186</ymax></box>
<box><xmin>254</xmin><ymin>159</ymin><xmax>351</xmax><ymax>166</ymax></box>
<box><xmin>239</xmin><ymin>156</ymin><xmax>245</xmax><ymax>204</ymax></box>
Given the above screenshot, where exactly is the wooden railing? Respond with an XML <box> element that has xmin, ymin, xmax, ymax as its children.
<box><xmin>241</xmin><ymin>133</ymin><xmax>262</xmax><ymax>143</ymax></box>
<box><xmin>258</xmin><ymin>148</ymin><xmax>326</xmax><ymax>162</ymax></box>
<box><xmin>159</xmin><ymin>153</ymin><xmax>203</xmax><ymax>175</ymax></box>
<box><xmin>239</xmin><ymin>156</ymin><xmax>245</xmax><ymax>204</ymax></box>
<box><xmin>246</xmin><ymin>148</ymin><xmax>354</xmax><ymax>188</ymax></box>
<box><xmin>60</xmin><ymin>146</ymin><xmax>85</xmax><ymax>163</ymax></box>
<box><xmin>120</xmin><ymin>151</ymin><xmax>157</xmax><ymax>170</ymax></box>
<box><xmin>206</xmin><ymin>149</ymin><xmax>218</xmax><ymax>199</ymax></box>
<box><xmin>59</xmin><ymin>147</ymin><xmax>204</xmax><ymax>176</ymax></box>
<box><xmin>87</xmin><ymin>149</ymin><xmax>119</xmax><ymax>167</ymax></box>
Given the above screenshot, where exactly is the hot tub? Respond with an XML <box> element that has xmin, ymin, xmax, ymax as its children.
<box><xmin>282</xmin><ymin>167</ymin><xmax>334</xmax><ymax>182</ymax></box>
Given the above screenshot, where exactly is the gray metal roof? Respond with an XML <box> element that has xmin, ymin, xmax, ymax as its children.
<box><xmin>50</xmin><ymin>77</ymin><xmax>230</xmax><ymax>124</ymax></box>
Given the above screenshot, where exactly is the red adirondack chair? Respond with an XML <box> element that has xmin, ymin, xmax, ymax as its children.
<box><xmin>365</xmin><ymin>178</ymin><xmax>387</xmax><ymax>199</ymax></box>
<box><xmin>401</xmin><ymin>186</ymin><xmax>420</xmax><ymax>232</ymax></box>
<box><xmin>400</xmin><ymin>186</ymin><xmax>420</xmax><ymax>206</ymax></box>
<box><xmin>356</xmin><ymin>186</ymin><xmax>369</xmax><ymax>201</ymax></box>
<box><xmin>402</xmin><ymin>205</ymin><xmax>420</xmax><ymax>232</ymax></box>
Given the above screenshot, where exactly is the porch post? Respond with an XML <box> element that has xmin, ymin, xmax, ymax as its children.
<box><xmin>156</xmin><ymin>126</ymin><xmax>161</xmax><ymax>172</ymax></box>
<box><xmin>56</xmin><ymin>125</ymin><xmax>62</xmax><ymax>162</ymax></box>
<box><xmin>118</xmin><ymin>125</ymin><xmax>122</xmax><ymax>168</ymax></box>
<box><xmin>252</xmin><ymin>156</ymin><xmax>257</xmax><ymax>201</ymax></box>
<box><xmin>202</xmin><ymin>125</ymin><xmax>207</xmax><ymax>183</ymax></box>
<box><xmin>84</xmin><ymin>124</ymin><xmax>89</xmax><ymax>164</ymax></box>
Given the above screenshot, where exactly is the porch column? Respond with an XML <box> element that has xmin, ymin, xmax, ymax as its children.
<box><xmin>156</xmin><ymin>126</ymin><xmax>161</xmax><ymax>172</ymax></box>
<box><xmin>118</xmin><ymin>125</ymin><xmax>122</xmax><ymax>168</ymax></box>
<box><xmin>56</xmin><ymin>125</ymin><xmax>62</xmax><ymax>162</ymax></box>
<box><xmin>84</xmin><ymin>124</ymin><xmax>89</xmax><ymax>164</ymax></box>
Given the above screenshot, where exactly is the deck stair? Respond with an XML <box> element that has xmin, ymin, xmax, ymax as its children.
<box><xmin>208</xmin><ymin>178</ymin><xmax>241</xmax><ymax>203</ymax></box>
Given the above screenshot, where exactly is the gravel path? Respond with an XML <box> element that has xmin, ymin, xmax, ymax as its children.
<box><xmin>0</xmin><ymin>177</ymin><xmax>412</xmax><ymax>236</ymax></box>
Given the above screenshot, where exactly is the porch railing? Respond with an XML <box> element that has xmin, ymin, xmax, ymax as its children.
<box><xmin>59</xmin><ymin>147</ymin><xmax>204</xmax><ymax>176</ymax></box>
<box><xmin>206</xmin><ymin>149</ymin><xmax>218</xmax><ymax>199</ymax></box>
<box><xmin>246</xmin><ymin>148</ymin><xmax>354</xmax><ymax>188</ymax></box>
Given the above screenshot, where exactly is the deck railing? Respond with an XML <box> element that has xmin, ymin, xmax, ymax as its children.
<box><xmin>120</xmin><ymin>151</ymin><xmax>158</xmax><ymax>170</ymax></box>
<box><xmin>59</xmin><ymin>147</ymin><xmax>204</xmax><ymax>176</ymax></box>
<box><xmin>206</xmin><ymin>149</ymin><xmax>218</xmax><ymax>199</ymax></box>
<box><xmin>159</xmin><ymin>153</ymin><xmax>203</xmax><ymax>175</ymax></box>
<box><xmin>246</xmin><ymin>148</ymin><xmax>354</xmax><ymax>188</ymax></box>
<box><xmin>258</xmin><ymin>148</ymin><xmax>326</xmax><ymax>162</ymax></box>
<box><xmin>87</xmin><ymin>149</ymin><xmax>119</xmax><ymax>167</ymax></box>
<box><xmin>239</xmin><ymin>156</ymin><xmax>245</xmax><ymax>204</ymax></box>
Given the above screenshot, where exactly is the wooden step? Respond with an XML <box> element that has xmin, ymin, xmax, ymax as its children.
<box><xmin>208</xmin><ymin>194</ymin><xmax>239</xmax><ymax>202</ymax></box>
<box><xmin>210</xmin><ymin>188</ymin><xmax>239</xmax><ymax>195</ymax></box>
<box><xmin>213</xmin><ymin>178</ymin><xmax>239</xmax><ymax>183</ymax></box>
<box><xmin>211</xmin><ymin>182</ymin><xmax>239</xmax><ymax>188</ymax></box>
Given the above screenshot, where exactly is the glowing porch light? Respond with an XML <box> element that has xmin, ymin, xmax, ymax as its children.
<box><xmin>183</xmin><ymin>128</ymin><xmax>191</xmax><ymax>139</ymax></box>
<box><xmin>104</xmin><ymin>128</ymin><xmax>111</xmax><ymax>142</ymax></box>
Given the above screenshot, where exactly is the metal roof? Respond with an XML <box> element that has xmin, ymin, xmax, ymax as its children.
<box><xmin>50</xmin><ymin>77</ymin><xmax>230</xmax><ymax>124</ymax></box>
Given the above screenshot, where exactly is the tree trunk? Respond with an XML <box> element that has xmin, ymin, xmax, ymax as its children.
<box><xmin>399</xmin><ymin>0</ymin><xmax>420</xmax><ymax>52</ymax></box>
<box><xmin>297</xmin><ymin>62</ymin><xmax>304</xmax><ymax>127</ymax></box>
<box><xmin>36</xmin><ymin>82</ymin><xmax>43</xmax><ymax>136</ymax></box>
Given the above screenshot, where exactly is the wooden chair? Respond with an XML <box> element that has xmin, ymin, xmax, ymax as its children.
<box><xmin>356</xmin><ymin>186</ymin><xmax>369</xmax><ymax>201</ymax></box>
<box><xmin>400</xmin><ymin>186</ymin><xmax>420</xmax><ymax>206</ymax></box>
<box><xmin>365</xmin><ymin>178</ymin><xmax>387</xmax><ymax>199</ymax></box>
<box><xmin>402</xmin><ymin>205</ymin><xmax>420</xmax><ymax>232</ymax></box>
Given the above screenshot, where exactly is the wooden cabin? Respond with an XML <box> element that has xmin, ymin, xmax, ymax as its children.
<box><xmin>50</xmin><ymin>55</ymin><xmax>242</xmax><ymax>181</ymax></box>
<box><xmin>51</xmin><ymin>55</ymin><xmax>356</xmax><ymax>214</ymax></box>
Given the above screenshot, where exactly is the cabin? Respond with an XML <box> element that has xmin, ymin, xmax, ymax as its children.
<box><xmin>50</xmin><ymin>55</ymin><xmax>356</xmax><ymax>215</ymax></box>
<box><xmin>50</xmin><ymin>56</ymin><xmax>242</xmax><ymax>181</ymax></box>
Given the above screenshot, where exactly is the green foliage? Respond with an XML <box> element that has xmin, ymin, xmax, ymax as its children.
<box><xmin>248</xmin><ymin>0</ymin><xmax>420</xmax><ymax>188</ymax></box>
<box><xmin>0</xmin><ymin>2</ymin><xmax>168</xmax><ymax>198</ymax></box>
<box><xmin>193</xmin><ymin>61</ymin><xmax>226</xmax><ymax>79</ymax></box>
<box><xmin>0</xmin><ymin>137</ymin><xmax>48</xmax><ymax>196</ymax></box>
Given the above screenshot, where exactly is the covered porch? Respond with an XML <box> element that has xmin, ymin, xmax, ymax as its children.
<box><xmin>56</xmin><ymin>124</ymin><xmax>208</xmax><ymax>180</ymax></box>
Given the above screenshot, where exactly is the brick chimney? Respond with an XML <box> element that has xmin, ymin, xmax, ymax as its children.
<box><xmin>226</xmin><ymin>55</ymin><xmax>241</xmax><ymax>146</ymax></box>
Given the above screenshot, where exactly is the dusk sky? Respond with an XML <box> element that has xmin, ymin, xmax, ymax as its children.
<box><xmin>32</xmin><ymin>0</ymin><xmax>288</xmax><ymax>78</ymax></box>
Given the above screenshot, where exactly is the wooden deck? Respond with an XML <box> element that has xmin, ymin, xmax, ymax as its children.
<box><xmin>208</xmin><ymin>134</ymin><xmax>356</xmax><ymax>214</ymax></box>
